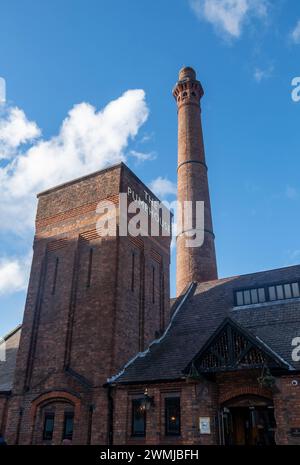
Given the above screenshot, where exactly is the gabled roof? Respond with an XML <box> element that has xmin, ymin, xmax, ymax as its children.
<box><xmin>112</xmin><ymin>265</ymin><xmax>300</xmax><ymax>384</ymax></box>
<box><xmin>184</xmin><ymin>317</ymin><xmax>291</xmax><ymax>375</ymax></box>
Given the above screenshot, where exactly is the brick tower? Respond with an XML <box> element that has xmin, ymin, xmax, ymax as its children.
<box><xmin>173</xmin><ymin>67</ymin><xmax>217</xmax><ymax>296</ymax></box>
<box><xmin>5</xmin><ymin>163</ymin><xmax>171</xmax><ymax>444</ymax></box>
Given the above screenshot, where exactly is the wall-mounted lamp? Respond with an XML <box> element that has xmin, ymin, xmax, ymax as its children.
<box><xmin>140</xmin><ymin>388</ymin><xmax>154</xmax><ymax>411</ymax></box>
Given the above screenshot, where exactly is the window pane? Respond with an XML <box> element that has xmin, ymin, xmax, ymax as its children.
<box><xmin>269</xmin><ymin>286</ymin><xmax>276</xmax><ymax>301</ymax></box>
<box><xmin>250</xmin><ymin>289</ymin><xmax>258</xmax><ymax>304</ymax></box>
<box><xmin>243</xmin><ymin>290</ymin><xmax>251</xmax><ymax>305</ymax></box>
<box><xmin>292</xmin><ymin>283</ymin><xmax>300</xmax><ymax>298</ymax></box>
<box><xmin>236</xmin><ymin>292</ymin><xmax>244</xmax><ymax>306</ymax></box>
<box><xmin>258</xmin><ymin>288</ymin><xmax>266</xmax><ymax>303</ymax></box>
<box><xmin>165</xmin><ymin>397</ymin><xmax>181</xmax><ymax>436</ymax></box>
<box><xmin>63</xmin><ymin>412</ymin><xmax>74</xmax><ymax>441</ymax></box>
<box><xmin>284</xmin><ymin>284</ymin><xmax>292</xmax><ymax>299</ymax></box>
<box><xmin>276</xmin><ymin>285</ymin><xmax>284</xmax><ymax>300</ymax></box>
<box><xmin>43</xmin><ymin>413</ymin><xmax>54</xmax><ymax>441</ymax></box>
<box><xmin>132</xmin><ymin>400</ymin><xmax>146</xmax><ymax>437</ymax></box>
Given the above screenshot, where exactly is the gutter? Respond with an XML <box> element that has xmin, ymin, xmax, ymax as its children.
<box><xmin>107</xmin><ymin>385</ymin><xmax>114</xmax><ymax>445</ymax></box>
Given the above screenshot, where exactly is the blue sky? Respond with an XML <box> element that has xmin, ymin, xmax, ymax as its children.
<box><xmin>0</xmin><ymin>0</ymin><xmax>300</xmax><ymax>336</ymax></box>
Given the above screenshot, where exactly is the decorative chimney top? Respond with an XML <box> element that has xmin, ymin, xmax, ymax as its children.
<box><xmin>178</xmin><ymin>66</ymin><xmax>196</xmax><ymax>81</ymax></box>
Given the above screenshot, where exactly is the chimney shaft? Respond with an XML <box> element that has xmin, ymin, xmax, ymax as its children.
<box><xmin>173</xmin><ymin>67</ymin><xmax>218</xmax><ymax>295</ymax></box>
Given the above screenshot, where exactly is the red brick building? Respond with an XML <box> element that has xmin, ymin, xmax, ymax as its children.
<box><xmin>1</xmin><ymin>163</ymin><xmax>171</xmax><ymax>445</ymax></box>
<box><xmin>1</xmin><ymin>67</ymin><xmax>300</xmax><ymax>445</ymax></box>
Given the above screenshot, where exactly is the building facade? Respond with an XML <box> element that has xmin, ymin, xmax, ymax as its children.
<box><xmin>1</xmin><ymin>164</ymin><xmax>171</xmax><ymax>445</ymax></box>
<box><xmin>110</xmin><ymin>270</ymin><xmax>300</xmax><ymax>446</ymax></box>
<box><xmin>0</xmin><ymin>67</ymin><xmax>300</xmax><ymax>445</ymax></box>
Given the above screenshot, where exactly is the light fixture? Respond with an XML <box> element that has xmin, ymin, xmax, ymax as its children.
<box><xmin>140</xmin><ymin>388</ymin><xmax>154</xmax><ymax>411</ymax></box>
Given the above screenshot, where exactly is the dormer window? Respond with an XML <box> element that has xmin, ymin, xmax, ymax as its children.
<box><xmin>236</xmin><ymin>288</ymin><xmax>266</xmax><ymax>306</ymax></box>
<box><xmin>235</xmin><ymin>281</ymin><xmax>300</xmax><ymax>307</ymax></box>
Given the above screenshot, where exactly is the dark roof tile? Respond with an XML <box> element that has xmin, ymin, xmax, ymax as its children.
<box><xmin>114</xmin><ymin>265</ymin><xmax>300</xmax><ymax>383</ymax></box>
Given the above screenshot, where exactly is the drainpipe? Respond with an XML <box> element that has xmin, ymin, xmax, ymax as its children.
<box><xmin>107</xmin><ymin>385</ymin><xmax>114</xmax><ymax>445</ymax></box>
<box><xmin>15</xmin><ymin>407</ymin><xmax>23</xmax><ymax>445</ymax></box>
<box><xmin>87</xmin><ymin>404</ymin><xmax>94</xmax><ymax>445</ymax></box>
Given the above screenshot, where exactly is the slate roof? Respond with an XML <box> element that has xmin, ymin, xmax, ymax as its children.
<box><xmin>0</xmin><ymin>325</ymin><xmax>21</xmax><ymax>393</ymax></box>
<box><xmin>112</xmin><ymin>265</ymin><xmax>300</xmax><ymax>384</ymax></box>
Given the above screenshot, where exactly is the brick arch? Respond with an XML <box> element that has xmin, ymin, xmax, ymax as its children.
<box><xmin>219</xmin><ymin>386</ymin><xmax>273</xmax><ymax>405</ymax></box>
<box><xmin>29</xmin><ymin>390</ymin><xmax>82</xmax><ymax>444</ymax></box>
<box><xmin>30</xmin><ymin>390</ymin><xmax>81</xmax><ymax>421</ymax></box>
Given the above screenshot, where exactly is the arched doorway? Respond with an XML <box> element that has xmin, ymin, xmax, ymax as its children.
<box><xmin>219</xmin><ymin>395</ymin><xmax>276</xmax><ymax>446</ymax></box>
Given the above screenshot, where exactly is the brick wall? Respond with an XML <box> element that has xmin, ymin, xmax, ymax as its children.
<box><xmin>273</xmin><ymin>375</ymin><xmax>300</xmax><ymax>445</ymax></box>
<box><xmin>0</xmin><ymin>395</ymin><xmax>9</xmax><ymax>436</ymax></box>
<box><xmin>112</xmin><ymin>372</ymin><xmax>300</xmax><ymax>445</ymax></box>
<box><xmin>5</xmin><ymin>163</ymin><xmax>171</xmax><ymax>444</ymax></box>
<box><xmin>112</xmin><ymin>380</ymin><xmax>218</xmax><ymax>445</ymax></box>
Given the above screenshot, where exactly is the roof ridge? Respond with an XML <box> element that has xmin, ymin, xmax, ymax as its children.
<box><xmin>196</xmin><ymin>264</ymin><xmax>300</xmax><ymax>288</ymax></box>
<box><xmin>2</xmin><ymin>324</ymin><xmax>22</xmax><ymax>341</ymax></box>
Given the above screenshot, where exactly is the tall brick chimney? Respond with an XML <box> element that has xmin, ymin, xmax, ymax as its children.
<box><xmin>173</xmin><ymin>66</ymin><xmax>218</xmax><ymax>296</ymax></box>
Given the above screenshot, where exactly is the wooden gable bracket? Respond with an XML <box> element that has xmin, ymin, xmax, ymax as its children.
<box><xmin>184</xmin><ymin>318</ymin><xmax>290</xmax><ymax>376</ymax></box>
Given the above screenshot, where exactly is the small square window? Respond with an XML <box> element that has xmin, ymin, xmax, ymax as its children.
<box><xmin>243</xmin><ymin>290</ymin><xmax>251</xmax><ymax>305</ymax></box>
<box><xmin>269</xmin><ymin>286</ymin><xmax>276</xmax><ymax>301</ymax></box>
<box><xmin>236</xmin><ymin>291</ymin><xmax>244</xmax><ymax>306</ymax></box>
<box><xmin>276</xmin><ymin>285</ymin><xmax>284</xmax><ymax>300</ymax></box>
<box><xmin>284</xmin><ymin>284</ymin><xmax>292</xmax><ymax>299</ymax></box>
<box><xmin>250</xmin><ymin>289</ymin><xmax>258</xmax><ymax>304</ymax></box>
<box><xmin>258</xmin><ymin>288</ymin><xmax>266</xmax><ymax>303</ymax></box>
<box><xmin>292</xmin><ymin>283</ymin><xmax>300</xmax><ymax>298</ymax></box>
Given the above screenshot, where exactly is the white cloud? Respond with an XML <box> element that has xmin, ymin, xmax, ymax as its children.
<box><xmin>0</xmin><ymin>107</ymin><xmax>41</xmax><ymax>159</ymax></box>
<box><xmin>189</xmin><ymin>0</ymin><xmax>269</xmax><ymax>39</ymax></box>
<box><xmin>291</xmin><ymin>20</ymin><xmax>300</xmax><ymax>44</ymax></box>
<box><xmin>129</xmin><ymin>150</ymin><xmax>156</xmax><ymax>163</ymax></box>
<box><xmin>140</xmin><ymin>133</ymin><xmax>153</xmax><ymax>143</ymax></box>
<box><xmin>253</xmin><ymin>64</ymin><xmax>274</xmax><ymax>82</ymax></box>
<box><xmin>0</xmin><ymin>253</ymin><xmax>32</xmax><ymax>295</ymax></box>
<box><xmin>0</xmin><ymin>89</ymin><xmax>149</xmax><ymax>233</ymax></box>
<box><xmin>149</xmin><ymin>176</ymin><xmax>177</xmax><ymax>198</ymax></box>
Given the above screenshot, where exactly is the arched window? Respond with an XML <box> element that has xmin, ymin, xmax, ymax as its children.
<box><xmin>34</xmin><ymin>400</ymin><xmax>75</xmax><ymax>444</ymax></box>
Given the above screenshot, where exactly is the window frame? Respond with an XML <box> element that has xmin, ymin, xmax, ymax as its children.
<box><xmin>42</xmin><ymin>412</ymin><xmax>55</xmax><ymax>441</ymax></box>
<box><xmin>62</xmin><ymin>411</ymin><xmax>74</xmax><ymax>441</ymax></box>
<box><xmin>234</xmin><ymin>279</ymin><xmax>300</xmax><ymax>307</ymax></box>
<box><xmin>131</xmin><ymin>399</ymin><xmax>146</xmax><ymax>438</ymax></box>
<box><xmin>165</xmin><ymin>396</ymin><xmax>181</xmax><ymax>437</ymax></box>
